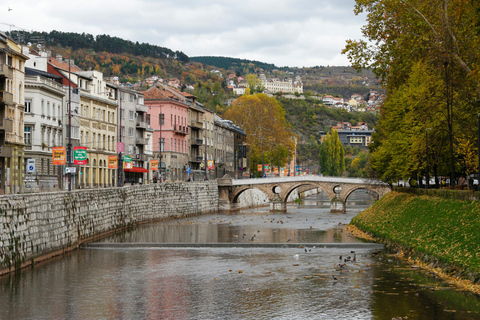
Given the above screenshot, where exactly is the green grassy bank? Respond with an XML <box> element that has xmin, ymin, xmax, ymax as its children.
<box><xmin>351</xmin><ymin>191</ymin><xmax>480</xmax><ymax>283</ymax></box>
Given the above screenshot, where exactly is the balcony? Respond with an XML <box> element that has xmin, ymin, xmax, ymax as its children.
<box><xmin>216</xmin><ymin>158</ymin><xmax>225</xmax><ymax>165</ymax></box>
<box><xmin>0</xmin><ymin>145</ymin><xmax>12</xmax><ymax>158</ymax></box>
<box><xmin>0</xmin><ymin>91</ymin><xmax>13</xmax><ymax>106</ymax></box>
<box><xmin>0</xmin><ymin>64</ymin><xmax>13</xmax><ymax>79</ymax></box>
<box><xmin>136</xmin><ymin>104</ymin><xmax>149</xmax><ymax>113</ymax></box>
<box><xmin>0</xmin><ymin>118</ymin><xmax>13</xmax><ymax>132</ymax></box>
<box><xmin>174</xmin><ymin>125</ymin><xmax>188</xmax><ymax>135</ymax></box>
<box><xmin>190</xmin><ymin>120</ymin><xmax>203</xmax><ymax>129</ymax></box>
<box><xmin>136</xmin><ymin>137</ymin><xmax>148</xmax><ymax>145</ymax></box>
<box><xmin>191</xmin><ymin>138</ymin><xmax>203</xmax><ymax>146</ymax></box>
<box><xmin>136</xmin><ymin>119</ymin><xmax>148</xmax><ymax>129</ymax></box>
<box><xmin>134</xmin><ymin>153</ymin><xmax>149</xmax><ymax>161</ymax></box>
<box><xmin>189</xmin><ymin>155</ymin><xmax>203</xmax><ymax>163</ymax></box>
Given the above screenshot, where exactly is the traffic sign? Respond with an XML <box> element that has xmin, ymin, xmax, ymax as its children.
<box><xmin>27</xmin><ymin>159</ymin><xmax>35</xmax><ymax>173</ymax></box>
<box><xmin>187</xmin><ymin>167</ymin><xmax>191</xmax><ymax>174</ymax></box>
<box><xmin>66</xmin><ymin>167</ymin><xmax>77</xmax><ymax>174</ymax></box>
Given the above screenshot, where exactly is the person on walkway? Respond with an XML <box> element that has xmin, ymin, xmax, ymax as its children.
<box><xmin>139</xmin><ymin>177</ymin><xmax>143</xmax><ymax>185</ymax></box>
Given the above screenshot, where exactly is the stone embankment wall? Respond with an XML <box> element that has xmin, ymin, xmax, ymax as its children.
<box><xmin>0</xmin><ymin>181</ymin><xmax>218</xmax><ymax>275</ymax></box>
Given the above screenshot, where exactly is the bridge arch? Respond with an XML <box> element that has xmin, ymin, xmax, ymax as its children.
<box><xmin>282</xmin><ymin>182</ymin><xmax>331</xmax><ymax>204</ymax></box>
<box><xmin>230</xmin><ymin>185</ymin><xmax>273</xmax><ymax>205</ymax></box>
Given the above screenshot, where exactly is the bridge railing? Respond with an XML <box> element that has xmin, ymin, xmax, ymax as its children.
<box><xmin>231</xmin><ymin>175</ymin><xmax>388</xmax><ymax>186</ymax></box>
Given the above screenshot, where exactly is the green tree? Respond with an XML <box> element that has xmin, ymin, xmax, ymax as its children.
<box><xmin>344</xmin><ymin>0</ymin><xmax>480</xmax><ymax>184</ymax></box>
<box><xmin>319</xmin><ymin>129</ymin><xmax>345</xmax><ymax>176</ymax></box>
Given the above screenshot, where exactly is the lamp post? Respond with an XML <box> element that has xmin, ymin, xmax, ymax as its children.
<box><xmin>425</xmin><ymin>128</ymin><xmax>431</xmax><ymax>190</ymax></box>
<box><xmin>478</xmin><ymin>113</ymin><xmax>480</xmax><ymax>191</ymax></box>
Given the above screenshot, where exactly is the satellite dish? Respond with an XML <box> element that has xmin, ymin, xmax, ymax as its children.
<box><xmin>27</xmin><ymin>42</ymin><xmax>32</xmax><ymax>47</ymax></box>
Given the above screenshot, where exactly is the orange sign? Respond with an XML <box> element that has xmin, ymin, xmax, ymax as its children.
<box><xmin>151</xmin><ymin>159</ymin><xmax>159</xmax><ymax>171</ymax></box>
<box><xmin>257</xmin><ymin>164</ymin><xmax>262</xmax><ymax>172</ymax></box>
<box><xmin>108</xmin><ymin>155</ymin><xmax>118</xmax><ymax>169</ymax></box>
<box><xmin>274</xmin><ymin>167</ymin><xmax>279</xmax><ymax>174</ymax></box>
<box><xmin>52</xmin><ymin>147</ymin><xmax>66</xmax><ymax>165</ymax></box>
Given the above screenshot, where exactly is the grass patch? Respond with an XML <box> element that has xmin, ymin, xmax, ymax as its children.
<box><xmin>351</xmin><ymin>192</ymin><xmax>480</xmax><ymax>279</ymax></box>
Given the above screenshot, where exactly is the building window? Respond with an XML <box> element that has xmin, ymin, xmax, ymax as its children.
<box><xmin>121</xmin><ymin>126</ymin><xmax>125</xmax><ymax>137</ymax></box>
<box><xmin>128</xmin><ymin>127</ymin><xmax>134</xmax><ymax>137</ymax></box>
<box><xmin>25</xmin><ymin>99</ymin><xmax>32</xmax><ymax>113</ymax></box>
<box><xmin>129</xmin><ymin>110</ymin><xmax>134</xmax><ymax>121</ymax></box>
<box><xmin>93</xmin><ymin>133</ymin><xmax>96</xmax><ymax>148</ymax></box>
<box><xmin>41</xmin><ymin>100</ymin><xmax>45</xmax><ymax>116</ymax></box>
<box><xmin>159</xmin><ymin>114</ymin><xmax>164</xmax><ymax>126</ymax></box>
<box><xmin>129</xmin><ymin>94</ymin><xmax>134</xmax><ymax>103</ymax></box>
<box><xmin>24</xmin><ymin>126</ymin><xmax>32</xmax><ymax>145</ymax></box>
<box><xmin>160</xmin><ymin>138</ymin><xmax>165</xmax><ymax>152</ymax></box>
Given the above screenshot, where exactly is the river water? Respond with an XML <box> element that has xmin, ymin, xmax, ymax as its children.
<box><xmin>1</xmin><ymin>191</ymin><xmax>480</xmax><ymax>320</ymax></box>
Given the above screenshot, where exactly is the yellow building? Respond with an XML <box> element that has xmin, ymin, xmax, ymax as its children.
<box><xmin>0</xmin><ymin>32</ymin><xmax>28</xmax><ymax>194</ymax></box>
<box><xmin>76</xmin><ymin>71</ymin><xmax>117</xmax><ymax>187</ymax></box>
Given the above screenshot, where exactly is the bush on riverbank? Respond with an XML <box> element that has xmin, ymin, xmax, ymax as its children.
<box><xmin>351</xmin><ymin>192</ymin><xmax>480</xmax><ymax>282</ymax></box>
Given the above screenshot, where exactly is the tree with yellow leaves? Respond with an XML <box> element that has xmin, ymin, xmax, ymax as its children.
<box><xmin>224</xmin><ymin>93</ymin><xmax>296</xmax><ymax>175</ymax></box>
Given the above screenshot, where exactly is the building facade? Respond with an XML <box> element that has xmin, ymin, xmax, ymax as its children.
<box><xmin>24</xmin><ymin>67</ymin><xmax>65</xmax><ymax>192</ymax></box>
<box><xmin>0</xmin><ymin>33</ymin><xmax>28</xmax><ymax>194</ymax></box>
<box><xmin>143</xmin><ymin>85</ymin><xmax>189</xmax><ymax>182</ymax></box>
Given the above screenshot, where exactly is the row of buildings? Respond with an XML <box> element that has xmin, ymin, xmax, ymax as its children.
<box><xmin>0</xmin><ymin>33</ymin><xmax>248</xmax><ymax>194</ymax></box>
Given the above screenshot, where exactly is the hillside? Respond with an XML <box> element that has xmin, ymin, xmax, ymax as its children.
<box><xmin>17</xmin><ymin>30</ymin><xmax>380</xmax><ymax>173</ymax></box>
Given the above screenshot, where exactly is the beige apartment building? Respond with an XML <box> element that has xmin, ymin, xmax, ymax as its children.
<box><xmin>76</xmin><ymin>70</ymin><xmax>118</xmax><ymax>187</ymax></box>
<box><xmin>0</xmin><ymin>32</ymin><xmax>28</xmax><ymax>194</ymax></box>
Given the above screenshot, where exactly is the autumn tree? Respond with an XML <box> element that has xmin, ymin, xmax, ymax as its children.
<box><xmin>344</xmin><ymin>0</ymin><xmax>480</xmax><ymax>184</ymax></box>
<box><xmin>245</xmin><ymin>74</ymin><xmax>264</xmax><ymax>94</ymax></box>
<box><xmin>224</xmin><ymin>94</ymin><xmax>296</xmax><ymax>175</ymax></box>
<box><xmin>319</xmin><ymin>129</ymin><xmax>345</xmax><ymax>176</ymax></box>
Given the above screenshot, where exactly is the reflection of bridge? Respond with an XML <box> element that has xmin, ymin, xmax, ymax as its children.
<box><xmin>218</xmin><ymin>176</ymin><xmax>391</xmax><ymax>212</ymax></box>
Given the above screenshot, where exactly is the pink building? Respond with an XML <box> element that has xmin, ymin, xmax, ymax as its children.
<box><xmin>143</xmin><ymin>85</ymin><xmax>189</xmax><ymax>181</ymax></box>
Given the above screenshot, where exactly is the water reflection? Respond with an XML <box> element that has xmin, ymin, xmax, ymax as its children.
<box><xmin>0</xmin><ymin>190</ymin><xmax>479</xmax><ymax>319</ymax></box>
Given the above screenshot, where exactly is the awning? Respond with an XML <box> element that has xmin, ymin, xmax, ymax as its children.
<box><xmin>124</xmin><ymin>167</ymin><xmax>149</xmax><ymax>173</ymax></box>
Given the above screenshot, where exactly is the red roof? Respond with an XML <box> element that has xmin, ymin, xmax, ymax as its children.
<box><xmin>47</xmin><ymin>57</ymin><xmax>82</xmax><ymax>73</ymax></box>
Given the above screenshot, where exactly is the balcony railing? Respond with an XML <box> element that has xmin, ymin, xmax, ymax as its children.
<box><xmin>134</xmin><ymin>153</ymin><xmax>149</xmax><ymax>161</ymax></box>
<box><xmin>190</xmin><ymin>120</ymin><xmax>203</xmax><ymax>129</ymax></box>
<box><xmin>191</xmin><ymin>138</ymin><xmax>203</xmax><ymax>146</ymax></box>
<box><xmin>0</xmin><ymin>91</ymin><xmax>13</xmax><ymax>105</ymax></box>
<box><xmin>174</xmin><ymin>125</ymin><xmax>188</xmax><ymax>135</ymax></box>
<box><xmin>0</xmin><ymin>64</ymin><xmax>13</xmax><ymax>79</ymax></box>
<box><xmin>136</xmin><ymin>104</ymin><xmax>149</xmax><ymax>113</ymax></box>
<box><xmin>0</xmin><ymin>145</ymin><xmax>12</xmax><ymax>158</ymax></box>
<box><xmin>0</xmin><ymin>118</ymin><xmax>13</xmax><ymax>132</ymax></box>
<box><xmin>189</xmin><ymin>155</ymin><xmax>203</xmax><ymax>163</ymax></box>
<box><xmin>136</xmin><ymin>137</ymin><xmax>148</xmax><ymax>145</ymax></box>
<box><xmin>136</xmin><ymin>119</ymin><xmax>148</xmax><ymax>129</ymax></box>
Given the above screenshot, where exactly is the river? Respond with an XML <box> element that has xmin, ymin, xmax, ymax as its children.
<box><xmin>0</xmin><ymin>190</ymin><xmax>479</xmax><ymax>319</ymax></box>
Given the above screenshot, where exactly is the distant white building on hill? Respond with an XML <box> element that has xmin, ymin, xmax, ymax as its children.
<box><xmin>259</xmin><ymin>74</ymin><xmax>303</xmax><ymax>94</ymax></box>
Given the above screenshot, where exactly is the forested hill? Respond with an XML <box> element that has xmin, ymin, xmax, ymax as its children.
<box><xmin>12</xmin><ymin>30</ymin><xmax>189</xmax><ymax>62</ymax></box>
<box><xmin>190</xmin><ymin>56</ymin><xmax>278</xmax><ymax>72</ymax></box>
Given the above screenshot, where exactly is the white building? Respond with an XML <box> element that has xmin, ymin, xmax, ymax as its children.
<box><xmin>259</xmin><ymin>74</ymin><xmax>303</xmax><ymax>94</ymax></box>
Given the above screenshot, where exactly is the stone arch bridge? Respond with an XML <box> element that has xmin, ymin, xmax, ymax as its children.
<box><xmin>218</xmin><ymin>176</ymin><xmax>391</xmax><ymax>212</ymax></box>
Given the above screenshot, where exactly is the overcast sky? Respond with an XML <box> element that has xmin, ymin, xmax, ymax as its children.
<box><xmin>1</xmin><ymin>0</ymin><xmax>367</xmax><ymax>67</ymax></box>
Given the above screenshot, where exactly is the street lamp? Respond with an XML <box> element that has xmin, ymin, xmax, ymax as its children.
<box><xmin>478</xmin><ymin>113</ymin><xmax>480</xmax><ymax>191</ymax></box>
<box><xmin>425</xmin><ymin>128</ymin><xmax>431</xmax><ymax>190</ymax></box>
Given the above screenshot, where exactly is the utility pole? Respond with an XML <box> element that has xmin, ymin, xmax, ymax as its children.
<box><xmin>117</xmin><ymin>89</ymin><xmax>123</xmax><ymax>187</ymax></box>
<box><xmin>67</xmin><ymin>58</ymin><xmax>72</xmax><ymax>191</ymax></box>
<box><xmin>204</xmin><ymin>117</ymin><xmax>208</xmax><ymax>180</ymax></box>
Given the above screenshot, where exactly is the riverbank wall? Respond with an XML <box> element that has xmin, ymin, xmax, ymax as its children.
<box><xmin>350</xmin><ymin>191</ymin><xmax>480</xmax><ymax>283</ymax></box>
<box><xmin>0</xmin><ymin>181</ymin><xmax>218</xmax><ymax>275</ymax></box>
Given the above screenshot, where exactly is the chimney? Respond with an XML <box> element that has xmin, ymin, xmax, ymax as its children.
<box><xmin>56</xmin><ymin>54</ymin><xmax>62</xmax><ymax>61</ymax></box>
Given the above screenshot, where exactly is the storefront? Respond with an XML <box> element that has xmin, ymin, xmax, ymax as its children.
<box><xmin>124</xmin><ymin>166</ymin><xmax>148</xmax><ymax>184</ymax></box>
